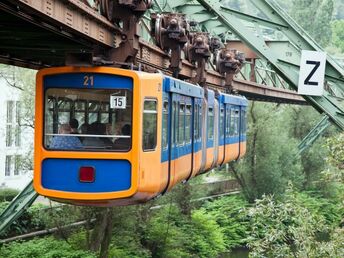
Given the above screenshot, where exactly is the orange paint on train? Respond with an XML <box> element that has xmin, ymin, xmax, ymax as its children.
<box><xmin>217</xmin><ymin>145</ymin><xmax>225</xmax><ymax>166</ymax></box>
<box><xmin>204</xmin><ymin>147</ymin><xmax>215</xmax><ymax>171</ymax></box>
<box><xmin>191</xmin><ymin>150</ymin><xmax>202</xmax><ymax>177</ymax></box>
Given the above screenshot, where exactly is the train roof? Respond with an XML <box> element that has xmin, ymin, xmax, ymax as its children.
<box><xmin>163</xmin><ymin>75</ymin><xmax>204</xmax><ymax>98</ymax></box>
<box><xmin>220</xmin><ymin>93</ymin><xmax>248</xmax><ymax>106</ymax></box>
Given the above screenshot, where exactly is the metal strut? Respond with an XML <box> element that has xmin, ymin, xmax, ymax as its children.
<box><xmin>0</xmin><ymin>180</ymin><xmax>38</xmax><ymax>235</ymax></box>
<box><xmin>297</xmin><ymin>115</ymin><xmax>331</xmax><ymax>155</ymax></box>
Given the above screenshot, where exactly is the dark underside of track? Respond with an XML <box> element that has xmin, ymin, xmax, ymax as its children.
<box><xmin>0</xmin><ymin>0</ymin><xmax>306</xmax><ymax>105</ymax></box>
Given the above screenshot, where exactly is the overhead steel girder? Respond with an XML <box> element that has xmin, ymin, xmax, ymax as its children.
<box><xmin>162</xmin><ymin>0</ymin><xmax>344</xmax><ymax>130</ymax></box>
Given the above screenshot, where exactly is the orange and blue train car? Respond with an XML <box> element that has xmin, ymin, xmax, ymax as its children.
<box><xmin>34</xmin><ymin>66</ymin><xmax>248</xmax><ymax>206</ymax></box>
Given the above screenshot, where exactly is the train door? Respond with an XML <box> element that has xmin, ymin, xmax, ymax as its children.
<box><xmin>189</xmin><ymin>97</ymin><xmax>202</xmax><ymax>178</ymax></box>
<box><xmin>217</xmin><ymin>102</ymin><xmax>225</xmax><ymax>166</ymax></box>
<box><xmin>230</xmin><ymin>106</ymin><xmax>240</xmax><ymax>161</ymax></box>
<box><xmin>224</xmin><ymin>104</ymin><xmax>231</xmax><ymax>164</ymax></box>
<box><xmin>212</xmin><ymin>98</ymin><xmax>219</xmax><ymax>168</ymax></box>
<box><xmin>204</xmin><ymin>90</ymin><xmax>215</xmax><ymax>171</ymax></box>
<box><xmin>238</xmin><ymin>106</ymin><xmax>247</xmax><ymax>159</ymax></box>
<box><xmin>200</xmin><ymin>97</ymin><xmax>208</xmax><ymax>172</ymax></box>
<box><xmin>172</xmin><ymin>94</ymin><xmax>192</xmax><ymax>185</ymax></box>
<box><xmin>160</xmin><ymin>93</ymin><xmax>171</xmax><ymax>194</ymax></box>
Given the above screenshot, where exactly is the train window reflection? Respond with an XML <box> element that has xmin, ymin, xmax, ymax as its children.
<box><xmin>44</xmin><ymin>88</ymin><xmax>132</xmax><ymax>151</ymax></box>
<box><xmin>143</xmin><ymin>99</ymin><xmax>157</xmax><ymax>151</ymax></box>
<box><xmin>207</xmin><ymin>108</ymin><xmax>214</xmax><ymax>140</ymax></box>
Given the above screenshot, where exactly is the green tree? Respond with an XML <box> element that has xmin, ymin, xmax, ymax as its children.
<box><xmin>286</xmin><ymin>106</ymin><xmax>330</xmax><ymax>189</ymax></box>
<box><xmin>331</xmin><ymin>20</ymin><xmax>344</xmax><ymax>54</ymax></box>
<box><xmin>247</xmin><ymin>187</ymin><xmax>344</xmax><ymax>258</ymax></box>
<box><xmin>248</xmin><ymin>190</ymin><xmax>322</xmax><ymax>258</ymax></box>
<box><xmin>0</xmin><ymin>237</ymin><xmax>96</xmax><ymax>258</ymax></box>
<box><xmin>231</xmin><ymin>102</ymin><xmax>302</xmax><ymax>202</ymax></box>
<box><xmin>322</xmin><ymin>132</ymin><xmax>344</xmax><ymax>183</ymax></box>
<box><xmin>290</xmin><ymin>0</ymin><xmax>334</xmax><ymax>47</ymax></box>
<box><xmin>203</xmin><ymin>195</ymin><xmax>250</xmax><ymax>250</ymax></box>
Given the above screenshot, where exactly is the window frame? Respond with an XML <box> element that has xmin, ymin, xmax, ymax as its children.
<box><xmin>185</xmin><ymin>104</ymin><xmax>192</xmax><ymax>144</ymax></box>
<box><xmin>142</xmin><ymin>98</ymin><xmax>158</xmax><ymax>152</ymax></box>
<box><xmin>207</xmin><ymin>107</ymin><xmax>214</xmax><ymax>140</ymax></box>
<box><xmin>178</xmin><ymin>102</ymin><xmax>185</xmax><ymax>146</ymax></box>
<box><xmin>43</xmin><ymin>88</ymin><xmax>133</xmax><ymax>152</ymax></box>
<box><xmin>162</xmin><ymin>100</ymin><xmax>169</xmax><ymax>150</ymax></box>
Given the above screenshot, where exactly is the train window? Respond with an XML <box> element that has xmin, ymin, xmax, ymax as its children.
<box><xmin>198</xmin><ymin>104</ymin><xmax>202</xmax><ymax>141</ymax></box>
<box><xmin>220</xmin><ymin>108</ymin><xmax>225</xmax><ymax>138</ymax></box>
<box><xmin>172</xmin><ymin>101</ymin><xmax>177</xmax><ymax>146</ymax></box>
<box><xmin>45</xmin><ymin>97</ymin><xmax>56</xmax><ymax>133</ymax></box>
<box><xmin>194</xmin><ymin>104</ymin><xmax>199</xmax><ymax>140</ymax></box>
<box><xmin>143</xmin><ymin>99</ymin><xmax>158</xmax><ymax>151</ymax></box>
<box><xmin>235</xmin><ymin>110</ymin><xmax>240</xmax><ymax>135</ymax></box>
<box><xmin>226</xmin><ymin>107</ymin><xmax>231</xmax><ymax>137</ymax></box>
<box><xmin>230</xmin><ymin>109</ymin><xmax>240</xmax><ymax>136</ymax></box>
<box><xmin>100</xmin><ymin>103</ymin><xmax>110</xmax><ymax>123</ymax></box>
<box><xmin>185</xmin><ymin>104</ymin><xmax>192</xmax><ymax>144</ymax></box>
<box><xmin>74</xmin><ymin>100</ymin><xmax>86</xmax><ymax>125</ymax></box>
<box><xmin>207</xmin><ymin>107</ymin><xmax>214</xmax><ymax>140</ymax></box>
<box><xmin>88</xmin><ymin>101</ymin><xmax>100</xmax><ymax>124</ymax></box>
<box><xmin>57</xmin><ymin>98</ymin><xmax>72</xmax><ymax>125</ymax></box>
<box><xmin>241</xmin><ymin>110</ymin><xmax>247</xmax><ymax>134</ymax></box>
<box><xmin>162</xmin><ymin>100</ymin><xmax>168</xmax><ymax>149</ymax></box>
<box><xmin>178</xmin><ymin>103</ymin><xmax>185</xmax><ymax>145</ymax></box>
<box><xmin>44</xmin><ymin>88</ymin><xmax>132</xmax><ymax>151</ymax></box>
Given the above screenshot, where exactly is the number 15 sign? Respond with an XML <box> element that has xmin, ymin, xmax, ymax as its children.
<box><xmin>298</xmin><ymin>50</ymin><xmax>326</xmax><ymax>96</ymax></box>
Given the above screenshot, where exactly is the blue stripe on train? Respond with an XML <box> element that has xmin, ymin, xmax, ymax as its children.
<box><xmin>44</xmin><ymin>73</ymin><xmax>133</xmax><ymax>90</ymax></box>
<box><xmin>42</xmin><ymin>159</ymin><xmax>131</xmax><ymax>193</ymax></box>
<box><xmin>161</xmin><ymin>136</ymin><xmax>245</xmax><ymax>162</ymax></box>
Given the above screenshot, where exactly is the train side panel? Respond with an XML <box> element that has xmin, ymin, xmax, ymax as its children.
<box><xmin>136</xmin><ymin>73</ymin><xmax>165</xmax><ymax>200</ymax></box>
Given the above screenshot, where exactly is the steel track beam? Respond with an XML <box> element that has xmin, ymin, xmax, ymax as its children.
<box><xmin>138</xmin><ymin>40</ymin><xmax>305</xmax><ymax>104</ymax></box>
<box><xmin>1</xmin><ymin>0</ymin><xmax>122</xmax><ymax>48</ymax></box>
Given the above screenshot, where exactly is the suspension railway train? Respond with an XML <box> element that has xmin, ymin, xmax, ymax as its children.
<box><xmin>33</xmin><ymin>66</ymin><xmax>247</xmax><ymax>206</ymax></box>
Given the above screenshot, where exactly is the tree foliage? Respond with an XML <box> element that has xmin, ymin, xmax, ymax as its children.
<box><xmin>290</xmin><ymin>0</ymin><xmax>334</xmax><ymax>47</ymax></box>
<box><xmin>321</xmin><ymin>132</ymin><xmax>344</xmax><ymax>185</ymax></box>
<box><xmin>247</xmin><ymin>186</ymin><xmax>344</xmax><ymax>258</ymax></box>
<box><xmin>231</xmin><ymin>102</ymin><xmax>302</xmax><ymax>202</ymax></box>
<box><xmin>331</xmin><ymin>20</ymin><xmax>344</xmax><ymax>53</ymax></box>
<box><xmin>0</xmin><ymin>237</ymin><xmax>96</xmax><ymax>258</ymax></box>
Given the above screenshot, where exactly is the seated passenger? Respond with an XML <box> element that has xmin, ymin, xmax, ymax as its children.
<box><xmin>82</xmin><ymin>122</ymin><xmax>112</xmax><ymax>148</ymax></box>
<box><xmin>50</xmin><ymin>124</ymin><xmax>83</xmax><ymax>150</ymax></box>
<box><xmin>99</xmin><ymin>123</ymin><xmax>113</xmax><ymax>147</ymax></box>
<box><xmin>69</xmin><ymin>118</ymin><xmax>79</xmax><ymax>134</ymax></box>
<box><xmin>113</xmin><ymin>124</ymin><xmax>131</xmax><ymax>150</ymax></box>
<box><xmin>80</xmin><ymin>123</ymin><xmax>89</xmax><ymax>135</ymax></box>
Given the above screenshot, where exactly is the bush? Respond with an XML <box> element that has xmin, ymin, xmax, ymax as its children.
<box><xmin>144</xmin><ymin>205</ymin><xmax>226</xmax><ymax>258</ymax></box>
<box><xmin>0</xmin><ymin>188</ymin><xmax>19</xmax><ymax>202</ymax></box>
<box><xmin>0</xmin><ymin>237</ymin><xmax>97</xmax><ymax>258</ymax></box>
<box><xmin>203</xmin><ymin>195</ymin><xmax>250</xmax><ymax>250</ymax></box>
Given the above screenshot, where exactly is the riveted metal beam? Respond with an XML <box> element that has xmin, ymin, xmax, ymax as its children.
<box><xmin>297</xmin><ymin>115</ymin><xmax>331</xmax><ymax>155</ymax></box>
<box><xmin>164</xmin><ymin>0</ymin><xmax>344</xmax><ymax>130</ymax></box>
<box><xmin>0</xmin><ymin>181</ymin><xmax>38</xmax><ymax>235</ymax></box>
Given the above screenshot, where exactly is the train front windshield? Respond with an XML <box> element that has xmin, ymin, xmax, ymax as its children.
<box><xmin>44</xmin><ymin>88</ymin><xmax>132</xmax><ymax>151</ymax></box>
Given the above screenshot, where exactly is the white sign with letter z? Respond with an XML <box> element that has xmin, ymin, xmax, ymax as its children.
<box><xmin>298</xmin><ymin>50</ymin><xmax>326</xmax><ymax>96</ymax></box>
